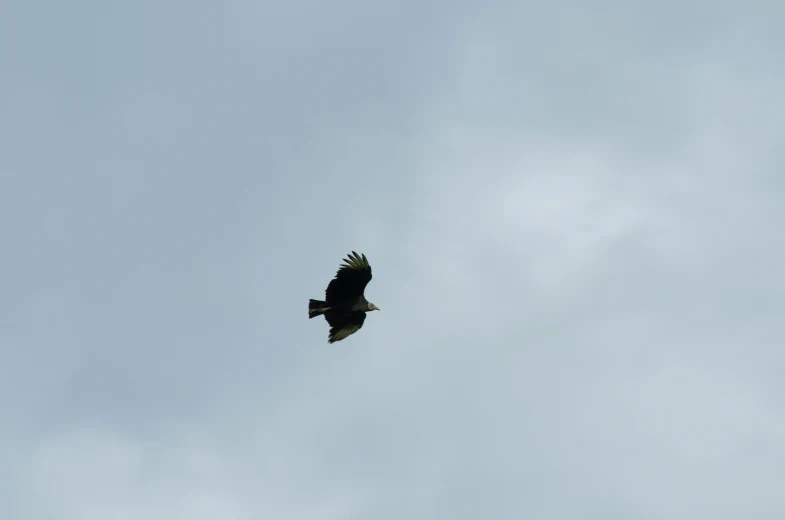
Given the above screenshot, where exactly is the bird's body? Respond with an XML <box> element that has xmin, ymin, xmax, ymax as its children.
<box><xmin>309</xmin><ymin>251</ymin><xmax>380</xmax><ymax>343</ymax></box>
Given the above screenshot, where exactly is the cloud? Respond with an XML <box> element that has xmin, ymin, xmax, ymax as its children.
<box><xmin>22</xmin><ymin>424</ymin><xmax>368</xmax><ymax>520</ymax></box>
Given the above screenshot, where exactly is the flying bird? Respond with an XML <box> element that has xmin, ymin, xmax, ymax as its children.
<box><xmin>308</xmin><ymin>251</ymin><xmax>380</xmax><ymax>343</ymax></box>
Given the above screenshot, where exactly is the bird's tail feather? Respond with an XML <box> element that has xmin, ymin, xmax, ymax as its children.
<box><xmin>309</xmin><ymin>299</ymin><xmax>331</xmax><ymax>318</ymax></box>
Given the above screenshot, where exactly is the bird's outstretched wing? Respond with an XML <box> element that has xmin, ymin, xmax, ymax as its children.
<box><xmin>326</xmin><ymin>311</ymin><xmax>367</xmax><ymax>343</ymax></box>
<box><xmin>325</xmin><ymin>251</ymin><xmax>372</xmax><ymax>302</ymax></box>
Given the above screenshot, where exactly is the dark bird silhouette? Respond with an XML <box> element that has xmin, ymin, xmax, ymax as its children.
<box><xmin>309</xmin><ymin>251</ymin><xmax>380</xmax><ymax>343</ymax></box>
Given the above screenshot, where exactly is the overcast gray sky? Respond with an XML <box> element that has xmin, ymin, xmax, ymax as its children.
<box><xmin>2</xmin><ymin>0</ymin><xmax>784</xmax><ymax>519</ymax></box>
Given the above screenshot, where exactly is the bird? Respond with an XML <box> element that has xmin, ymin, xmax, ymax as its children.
<box><xmin>308</xmin><ymin>251</ymin><xmax>380</xmax><ymax>343</ymax></box>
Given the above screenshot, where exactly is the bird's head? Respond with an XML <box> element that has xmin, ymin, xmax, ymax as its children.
<box><xmin>368</xmin><ymin>302</ymin><xmax>381</xmax><ymax>311</ymax></box>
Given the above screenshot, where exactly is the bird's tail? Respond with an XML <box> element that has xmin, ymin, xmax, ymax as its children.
<box><xmin>309</xmin><ymin>299</ymin><xmax>331</xmax><ymax>318</ymax></box>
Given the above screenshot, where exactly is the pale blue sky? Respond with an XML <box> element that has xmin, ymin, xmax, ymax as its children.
<box><xmin>2</xmin><ymin>1</ymin><xmax>784</xmax><ymax>519</ymax></box>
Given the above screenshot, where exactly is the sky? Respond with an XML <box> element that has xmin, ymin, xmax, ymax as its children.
<box><xmin>2</xmin><ymin>0</ymin><xmax>785</xmax><ymax>519</ymax></box>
